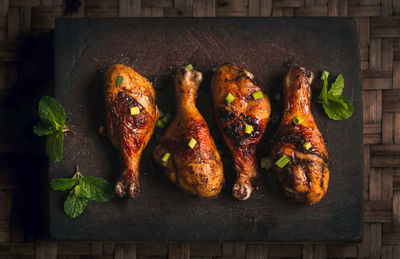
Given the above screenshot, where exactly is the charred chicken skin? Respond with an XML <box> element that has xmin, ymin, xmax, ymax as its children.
<box><xmin>270</xmin><ymin>66</ymin><xmax>329</xmax><ymax>206</ymax></box>
<box><xmin>105</xmin><ymin>64</ymin><xmax>159</xmax><ymax>198</ymax></box>
<box><xmin>211</xmin><ymin>63</ymin><xmax>271</xmax><ymax>200</ymax></box>
<box><xmin>153</xmin><ymin>66</ymin><xmax>224</xmax><ymax>198</ymax></box>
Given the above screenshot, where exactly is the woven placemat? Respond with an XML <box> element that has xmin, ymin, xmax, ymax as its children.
<box><xmin>0</xmin><ymin>0</ymin><xmax>399</xmax><ymax>258</ymax></box>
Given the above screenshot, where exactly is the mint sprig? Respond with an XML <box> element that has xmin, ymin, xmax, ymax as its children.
<box><xmin>33</xmin><ymin>96</ymin><xmax>72</xmax><ymax>162</ymax></box>
<box><xmin>318</xmin><ymin>71</ymin><xmax>354</xmax><ymax>120</ymax></box>
<box><xmin>51</xmin><ymin>166</ymin><xmax>114</xmax><ymax>219</ymax></box>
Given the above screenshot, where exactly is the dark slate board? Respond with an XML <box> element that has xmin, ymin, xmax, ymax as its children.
<box><xmin>51</xmin><ymin>18</ymin><xmax>363</xmax><ymax>242</ymax></box>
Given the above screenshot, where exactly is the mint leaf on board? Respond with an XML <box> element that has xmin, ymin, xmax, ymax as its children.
<box><xmin>33</xmin><ymin>121</ymin><xmax>57</xmax><ymax>136</ymax></box>
<box><xmin>318</xmin><ymin>71</ymin><xmax>354</xmax><ymax>120</ymax></box>
<box><xmin>38</xmin><ymin>96</ymin><xmax>66</xmax><ymax>128</ymax></box>
<box><xmin>50</xmin><ymin>178</ymin><xmax>78</xmax><ymax>191</ymax></box>
<box><xmin>51</xmin><ymin>166</ymin><xmax>114</xmax><ymax>219</ymax></box>
<box><xmin>46</xmin><ymin>129</ymin><xmax>64</xmax><ymax>163</ymax></box>
<box><xmin>64</xmin><ymin>190</ymin><xmax>90</xmax><ymax>219</ymax></box>
<box><xmin>80</xmin><ymin>176</ymin><xmax>114</xmax><ymax>202</ymax></box>
<box><xmin>328</xmin><ymin>74</ymin><xmax>344</xmax><ymax>97</ymax></box>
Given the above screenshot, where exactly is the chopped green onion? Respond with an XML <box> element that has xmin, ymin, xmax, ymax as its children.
<box><xmin>159</xmin><ymin>110</ymin><xmax>165</xmax><ymax>118</ymax></box>
<box><xmin>303</xmin><ymin>141</ymin><xmax>312</xmax><ymax>150</ymax></box>
<box><xmin>161</xmin><ymin>152</ymin><xmax>171</xmax><ymax>163</ymax></box>
<box><xmin>212</xmin><ymin>67</ymin><xmax>218</xmax><ymax>72</ymax></box>
<box><xmin>186</xmin><ymin>64</ymin><xmax>193</xmax><ymax>70</ymax></box>
<box><xmin>225</xmin><ymin>93</ymin><xmax>235</xmax><ymax>104</ymax></box>
<box><xmin>275</xmin><ymin>155</ymin><xmax>290</xmax><ymax>168</ymax></box>
<box><xmin>252</xmin><ymin>90</ymin><xmax>264</xmax><ymax>100</ymax></box>
<box><xmin>130</xmin><ymin>106</ymin><xmax>140</xmax><ymax>115</ymax></box>
<box><xmin>162</xmin><ymin>113</ymin><xmax>172</xmax><ymax>124</ymax></box>
<box><xmin>156</xmin><ymin>120</ymin><xmax>165</xmax><ymax>128</ymax></box>
<box><xmin>116</xmin><ymin>76</ymin><xmax>124</xmax><ymax>85</ymax></box>
<box><xmin>244</xmin><ymin>124</ymin><xmax>253</xmax><ymax>134</ymax></box>
<box><xmin>293</xmin><ymin>116</ymin><xmax>304</xmax><ymax>125</ymax></box>
<box><xmin>260</xmin><ymin>157</ymin><xmax>272</xmax><ymax>169</ymax></box>
<box><xmin>188</xmin><ymin>137</ymin><xmax>197</xmax><ymax>149</ymax></box>
<box><xmin>274</xmin><ymin>93</ymin><xmax>281</xmax><ymax>101</ymax></box>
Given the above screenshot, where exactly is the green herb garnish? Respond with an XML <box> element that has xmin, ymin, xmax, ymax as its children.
<box><xmin>130</xmin><ymin>106</ymin><xmax>140</xmax><ymax>115</ymax></box>
<box><xmin>293</xmin><ymin>116</ymin><xmax>304</xmax><ymax>125</ymax></box>
<box><xmin>225</xmin><ymin>93</ymin><xmax>235</xmax><ymax>104</ymax></box>
<box><xmin>156</xmin><ymin>120</ymin><xmax>165</xmax><ymax>128</ymax></box>
<box><xmin>116</xmin><ymin>76</ymin><xmax>124</xmax><ymax>85</ymax></box>
<box><xmin>33</xmin><ymin>96</ymin><xmax>71</xmax><ymax>162</ymax></box>
<box><xmin>260</xmin><ymin>157</ymin><xmax>272</xmax><ymax>170</ymax></box>
<box><xmin>303</xmin><ymin>141</ymin><xmax>312</xmax><ymax>150</ymax></box>
<box><xmin>318</xmin><ymin>71</ymin><xmax>354</xmax><ymax>120</ymax></box>
<box><xmin>186</xmin><ymin>64</ymin><xmax>193</xmax><ymax>70</ymax></box>
<box><xmin>51</xmin><ymin>165</ymin><xmax>114</xmax><ymax>218</ymax></box>
<box><xmin>244</xmin><ymin>124</ymin><xmax>253</xmax><ymax>134</ymax></box>
<box><xmin>252</xmin><ymin>90</ymin><xmax>264</xmax><ymax>100</ymax></box>
<box><xmin>161</xmin><ymin>152</ymin><xmax>171</xmax><ymax>163</ymax></box>
<box><xmin>212</xmin><ymin>67</ymin><xmax>218</xmax><ymax>72</ymax></box>
<box><xmin>275</xmin><ymin>155</ymin><xmax>290</xmax><ymax>168</ymax></box>
<box><xmin>188</xmin><ymin>137</ymin><xmax>197</xmax><ymax>149</ymax></box>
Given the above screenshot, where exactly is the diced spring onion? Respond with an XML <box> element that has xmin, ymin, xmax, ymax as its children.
<box><xmin>260</xmin><ymin>157</ymin><xmax>272</xmax><ymax>170</ymax></box>
<box><xmin>275</xmin><ymin>155</ymin><xmax>290</xmax><ymax>168</ymax></box>
<box><xmin>293</xmin><ymin>116</ymin><xmax>304</xmax><ymax>125</ymax></box>
<box><xmin>159</xmin><ymin>110</ymin><xmax>165</xmax><ymax>118</ymax></box>
<box><xmin>186</xmin><ymin>64</ymin><xmax>193</xmax><ymax>70</ymax></box>
<box><xmin>225</xmin><ymin>93</ymin><xmax>235</xmax><ymax>104</ymax></box>
<box><xmin>212</xmin><ymin>67</ymin><xmax>218</xmax><ymax>72</ymax></box>
<box><xmin>130</xmin><ymin>106</ymin><xmax>140</xmax><ymax>115</ymax></box>
<box><xmin>303</xmin><ymin>141</ymin><xmax>312</xmax><ymax>150</ymax></box>
<box><xmin>244</xmin><ymin>124</ymin><xmax>253</xmax><ymax>134</ymax></box>
<box><xmin>116</xmin><ymin>76</ymin><xmax>124</xmax><ymax>85</ymax></box>
<box><xmin>162</xmin><ymin>113</ymin><xmax>172</xmax><ymax>124</ymax></box>
<box><xmin>161</xmin><ymin>152</ymin><xmax>171</xmax><ymax>163</ymax></box>
<box><xmin>156</xmin><ymin>120</ymin><xmax>165</xmax><ymax>128</ymax></box>
<box><xmin>252</xmin><ymin>90</ymin><xmax>264</xmax><ymax>100</ymax></box>
<box><xmin>188</xmin><ymin>138</ymin><xmax>197</xmax><ymax>149</ymax></box>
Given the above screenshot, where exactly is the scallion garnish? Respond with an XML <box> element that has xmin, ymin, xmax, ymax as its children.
<box><xmin>156</xmin><ymin>120</ymin><xmax>165</xmax><ymax>128</ymax></box>
<box><xmin>161</xmin><ymin>152</ymin><xmax>171</xmax><ymax>163</ymax></box>
<box><xmin>303</xmin><ymin>142</ymin><xmax>311</xmax><ymax>150</ymax></box>
<box><xmin>116</xmin><ymin>76</ymin><xmax>124</xmax><ymax>85</ymax></box>
<box><xmin>130</xmin><ymin>106</ymin><xmax>140</xmax><ymax>115</ymax></box>
<box><xmin>212</xmin><ymin>67</ymin><xmax>218</xmax><ymax>72</ymax></box>
<box><xmin>275</xmin><ymin>155</ymin><xmax>290</xmax><ymax>168</ymax></box>
<box><xmin>260</xmin><ymin>157</ymin><xmax>272</xmax><ymax>169</ymax></box>
<box><xmin>244</xmin><ymin>124</ymin><xmax>253</xmax><ymax>134</ymax></box>
<box><xmin>186</xmin><ymin>64</ymin><xmax>193</xmax><ymax>70</ymax></box>
<box><xmin>293</xmin><ymin>116</ymin><xmax>304</xmax><ymax>125</ymax></box>
<box><xmin>225</xmin><ymin>93</ymin><xmax>235</xmax><ymax>104</ymax></box>
<box><xmin>162</xmin><ymin>113</ymin><xmax>172</xmax><ymax>124</ymax></box>
<box><xmin>188</xmin><ymin>138</ymin><xmax>197</xmax><ymax>149</ymax></box>
<box><xmin>252</xmin><ymin>90</ymin><xmax>264</xmax><ymax>100</ymax></box>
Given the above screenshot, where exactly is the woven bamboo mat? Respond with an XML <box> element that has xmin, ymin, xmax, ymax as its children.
<box><xmin>0</xmin><ymin>0</ymin><xmax>399</xmax><ymax>258</ymax></box>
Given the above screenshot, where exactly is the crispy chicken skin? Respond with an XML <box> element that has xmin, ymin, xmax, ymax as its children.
<box><xmin>105</xmin><ymin>64</ymin><xmax>159</xmax><ymax>198</ymax></box>
<box><xmin>270</xmin><ymin>66</ymin><xmax>329</xmax><ymax>206</ymax></box>
<box><xmin>211</xmin><ymin>63</ymin><xmax>271</xmax><ymax>200</ymax></box>
<box><xmin>153</xmin><ymin>66</ymin><xmax>224</xmax><ymax>198</ymax></box>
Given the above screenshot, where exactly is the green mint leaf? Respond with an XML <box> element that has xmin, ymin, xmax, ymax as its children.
<box><xmin>50</xmin><ymin>178</ymin><xmax>78</xmax><ymax>191</ymax></box>
<box><xmin>33</xmin><ymin>121</ymin><xmax>57</xmax><ymax>136</ymax></box>
<box><xmin>46</xmin><ymin>129</ymin><xmax>64</xmax><ymax>162</ymax></box>
<box><xmin>79</xmin><ymin>176</ymin><xmax>114</xmax><ymax>202</ymax></box>
<box><xmin>64</xmin><ymin>190</ymin><xmax>90</xmax><ymax>218</ymax></box>
<box><xmin>318</xmin><ymin>71</ymin><xmax>329</xmax><ymax>105</ymax></box>
<box><xmin>323</xmin><ymin>95</ymin><xmax>354</xmax><ymax>120</ymax></box>
<box><xmin>328</xmin><ymin>74</ymin><xmax>344</xmax><ymax>97</ymax></box>
<box><xmin>38</xmin><ymin>96</ymin><xmax>66</xmax><ymax>128</ymax></box>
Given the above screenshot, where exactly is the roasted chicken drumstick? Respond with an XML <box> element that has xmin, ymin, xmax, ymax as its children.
<box><xmin>153</xmin><ymin>66</ymin><xmax>224</xmax><ymax>198</ymax></box>
<box><xmin>270</xmin><ymin>66</ymin><xmax>329</xmax><ymax>206</ymax></box>
<box><xmin>211</xmin><ymin>63</ymin><xmax>271</xmax><ymax>200</ymax></box>
<box><xmin>105</xmin><ymin>64</ymin><xmax>159</xmax><ymax>198</ymax></box>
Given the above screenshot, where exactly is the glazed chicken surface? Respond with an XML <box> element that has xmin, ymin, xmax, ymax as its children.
<box><xmin>211</xmin><ymin>63</ymin><xmax>271</xmax><ymax>200</ymax></box>
<box><xmin>270</xmin><ymin>66</ymin><xmax>329</xmax><ymax>206</ymax></box>
<box><xmin>153</xmin><ymin>66</ymin><xmax>224</xmax><ymax>198</ymax></box>
<box><xmin>105</xmin><ymin>64</ymin><xmax>159</xmax><ymax>198</ymax></box>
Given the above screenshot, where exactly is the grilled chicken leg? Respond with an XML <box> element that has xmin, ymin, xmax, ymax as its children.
<box><xmin>105</xmin><ymin>64</ymin><xmax>159</xmax><ymax>198</ymax></box>
<box><xmin>211</xmin><ymin>63</ymin><xmax>271</xmax><ymax>200</ymax></box>
<box><xmin>270</xmin><ymin>66</ymin><xmax>329</xmax><ymax>205</ymax></box>
<box><xmin>153</xmin><ymin>66</ymin><xmax>224</xmax><ymax>198</ymax></box>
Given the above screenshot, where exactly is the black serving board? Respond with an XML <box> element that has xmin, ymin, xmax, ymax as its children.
<box><xmin>51</xmin><ymin>18</ymin><xmax>363</xmax><ymax>242</ymax></box>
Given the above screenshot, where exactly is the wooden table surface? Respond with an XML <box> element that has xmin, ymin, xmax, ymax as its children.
<box><xmin>0</xmin><ymin>0</ymin><xmax>399</xmax><ymax>258</ymax></box>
